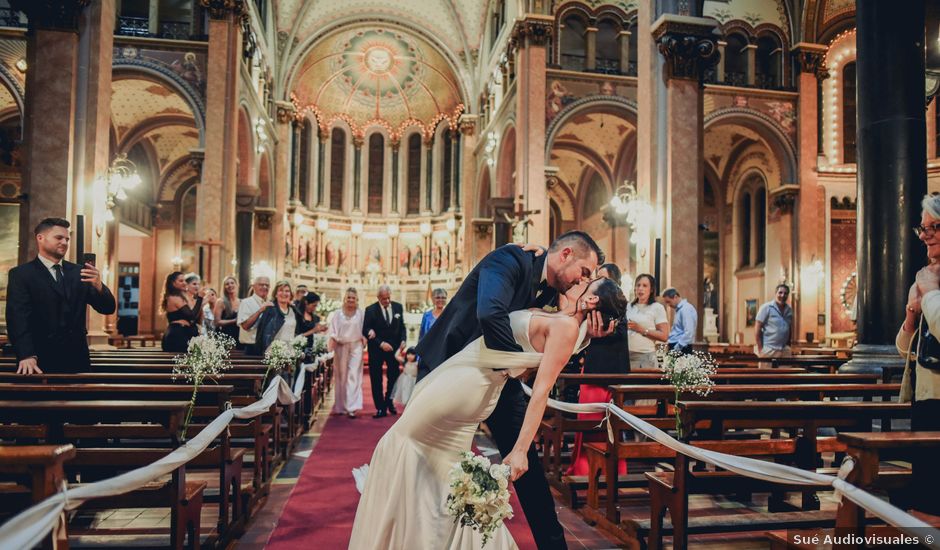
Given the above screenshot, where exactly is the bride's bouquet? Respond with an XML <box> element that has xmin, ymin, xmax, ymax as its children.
<box><xmin>446</xmin><ymin>452</ymin><xmax>514</xmax><ymax>547</ymax></box>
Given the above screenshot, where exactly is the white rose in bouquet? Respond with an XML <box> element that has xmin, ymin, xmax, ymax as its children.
<box><xmin>446</xmin><ymin>452</ymin><xmax>514</xmax><ymax>547</ymax></box>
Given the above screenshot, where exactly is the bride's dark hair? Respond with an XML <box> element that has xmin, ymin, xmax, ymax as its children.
<box><xmin>577</xmin><ymin>278</ymin><xmax>628</xmax><ymax>326</ymax></box>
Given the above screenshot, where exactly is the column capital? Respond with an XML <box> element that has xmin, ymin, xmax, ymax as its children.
<box><xmin>509</xmin><ymin>14</ymin><xmax>554</xmax><ymax>49</ymax></box>
<box><xmin>770</xmin><ymin>184</ymin><xmax>799</xmax><ymax>214</ymax></box>
<box><xmin>275</xmin><ymin>100</ymin><xmax>297</xmax><ymax>124</ymax></box>
<box><xmin>791</xmin><ymin>42</ymin><xmax>830</xmax><ymax>80</ymax></box>
<box><xmin>458</xmin><ymin>114</ymin><xmax>478</xmax><ymax>136</ymax></box>
<box><xmin>352</xmin><ymin>135</ymin><xmax>365</xmax><ymax>148</ymax></box>
<box><xmin>651</xmin><ymin>14</ymin><xmax>720</xmax><ymax>81</ymax></box>
<box><xmin>389</xmin><ymin>138</ymin><xmax>401</xmax><ymax>152</ymax></box>
<box><xmin>545</xmin><ymin>165</ymin><xmax>560</xmax><ymax>190</ymax></box>
<box><xmin>188</xmin><ymin>149</ymin><xmax>205</xmax><ymax>173</ymax></box>
<box><xmin>11</xmin><ymin>0</ymin><xmax>89</xmax><ymax>32</ymax></box>
<box><xmin>198</xmin><ymin>0</ymin><xmax>246</xmax><ymax>20</ymax></box>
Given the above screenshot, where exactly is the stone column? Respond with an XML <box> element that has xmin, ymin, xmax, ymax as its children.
<box><xmin>391</xmin><ymin>141</ymin><xmax>400</xmax><ymax>214</ymax></box>
<box><xmin>618</xmin><ymin>30</ymin><xmax>631</xmax><ymax>74</ymax></box>
<box><xmin>792</xmin><ymin>42</ymin><xmax>828</xmax><ymax>342</ymax></box>
<box><xmin>353</xmin><ymin>136</ymin><xmax>363</xmax><ymax>212</ymax></box>
<box><xmin>449</xmin><ymin>130</ymin><xmax>459</xmax><ymax>211</ymax></box>
<box><xmin>745</xmin><ymin>43</ymin><xmax>757</xmax><ymax>86</ymax></box>
<box><xmin>74</xmin><ymin>0</ymin><xmax>116</xmax><ymax>340</ymax></box>
<box><xmin>844</xmin><ymin>0</ymin><xmax>927</xmax><ymax>374</ymax></box>
<box><xmin>197</xmin><ymin>0</ymin><xmax>242</xmax><ymax>286</ymax></box>
<box><xmin>317</xmin><ymin>127</ymin><xmax>327</xmax><ymax>208</ymax></box>
<box><xmin>459</xmin><ymin>115</ymin><xmax>477</xmax><ymax>266</ymax></box>
<box><xmin>290</xmin><ymin>119</ymin><xmax>302</xmax><ymax>203</ymax></box>
<box><xmin>651</xmin><ymin>15</ymin><xmax>720</xmax><ymax>339</ymax></box>
<box><xmin>715</xmin><ymin>40</ymin><xmax>726</xmax><ymax>82</ymax></box>
<box><xmin>273</xmin><ymin>101</ymin><xmax>294</xmax><ymax>270</ymax></box>
<box><xmin>13</xmin><ymin>0</ymin><xmax>88</xmax><ymax>263</ymax></box>
<box><xmin>585</xmin><ymin>26</ymin><xmax>598</xmax><ymax>71</ymax></box>
<box><xmin>510</xmin><ymin>15</ymin><xmax>552</xmax><ymax>246</ymax></box>
<box><xmin>424</xmin><ymin>136</ymin><xmax>434</xmax><ymax>213</ymax></box>
<box><xmin>148</xmin><ymin>0</ymin><xmax>159</xmax><ymax>35</ymax></box>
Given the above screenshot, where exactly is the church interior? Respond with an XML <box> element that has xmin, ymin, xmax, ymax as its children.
<box><xmin>0</xmin><ymin>0</ymin><xmax>938</xmax><ymax>549</ymax></box>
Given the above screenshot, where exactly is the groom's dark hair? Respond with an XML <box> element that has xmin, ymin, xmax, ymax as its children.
<box><xmin>548</xmin><ymin>231</ymin><xmax>605</xmax><ymax>264</ymax></box>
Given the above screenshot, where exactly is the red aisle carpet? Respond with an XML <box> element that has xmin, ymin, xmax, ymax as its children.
<box><xmin>265</xmin><ymin>374</ymin><xmax>537</xmax><ymax>549</ymax></box>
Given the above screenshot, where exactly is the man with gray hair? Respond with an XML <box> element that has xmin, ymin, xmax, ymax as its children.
<box><xmin>237</xmin><ymin>275</ymin><xmax>272</xmax><ymax>348</ymax></box>
<box><xmin>362</xmin><ymin>284</ymin><xmax>406</xmax><ymax>418</ymax></box>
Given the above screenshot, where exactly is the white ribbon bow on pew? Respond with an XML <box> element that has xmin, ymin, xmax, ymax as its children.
<box><xmin>522</xmin><ymin>383</ymin><xmax>940</xmax><ymax>550</ymax></box>
<box><xmin>0</xmin><ymin>353</ymin><xmax>333</xmax><ymax>550</ymax></box>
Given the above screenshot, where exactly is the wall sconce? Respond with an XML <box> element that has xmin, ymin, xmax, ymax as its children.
<box><xmin>316</xmin><ymin>218</ymin><xmax>329</xmax><ymax>232</ymax></box>
<box><xmin>292</xmin><ymin>212</ymin><xmax>304</xmax><ymax>227</ymax></box>
<box><xmin>14</xmin><ymin>58</ymin><xmax>26</xmax><ymax>73</ymax></box>
<box><xmin>446</xmin><ymin>218</ymin><xmax>456</xmax><ymax>232</ymax></box>
<box><xmin>420</xmin><ymin>222</ymin><xmax>432</xmax><ymax>236</ymax></box>
<box><xmin>386</xmin><ymin>223</ymin><xmax>399</xmax><ymax>237</ymax></box>
<box><xmin>95</xmin><ymin>153</ymin><xmax>142</xmax><ymax>223</ymax></box>
<box><xmin>171</xmin><ymin>255</ymin><xmax>183</xmax><ymax>268</ymax></box>
<box><xmin>351</xmin><ymin>222</ymin><xmax>363</xmax><ymax>236</ymax></box>
<box><xmin>251</xmin><ymin>261</ymin><xmax>275</xmax><ymax>281</ymax></box>
<box><xmin>484</xmin><ymin>131</ymin><xmax>498</xmax><ymax>167</ymax></box>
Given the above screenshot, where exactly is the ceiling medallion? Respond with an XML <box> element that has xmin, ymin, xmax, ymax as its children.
<box><xmin>364</xmin><ymin>47</ymin><xmax>394</xmax><ymax>75</ymax></box>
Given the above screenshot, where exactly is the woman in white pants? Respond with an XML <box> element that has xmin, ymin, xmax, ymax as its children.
<box><xmin>328</xmin><ymin>288</ymin><xmax>366</xmax><ymax>418</ymax></box>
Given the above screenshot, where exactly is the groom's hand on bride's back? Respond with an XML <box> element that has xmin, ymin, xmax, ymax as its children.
<box><xmin>586</xmin><ymin>311</ymin><xmax>616</xmax><ymax>339</ymax></box>
<box><xmin>514</xmin><ymin>242</ymin><xmax>546</xmax><ymax>257</ymax></box>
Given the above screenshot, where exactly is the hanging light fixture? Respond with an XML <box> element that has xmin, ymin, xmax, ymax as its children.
<box><xmin>94</xmin><ymin>153</ymin><xmax>142</xmax><ymax>226</ymax></box>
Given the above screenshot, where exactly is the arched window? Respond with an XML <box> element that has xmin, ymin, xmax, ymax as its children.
<box><xmin>367</xmin><ymin>133</ymin><xmax>384</xmax><ymax>214</ymax></box>
<box><xmin>595</xmin><ymin>18</ymin><xmax>621</xmax><ymax>74</ymax></box>
<box><xmin>755</xmin><ymin>34</ymin><xmax>782</xmax><ymax>89</ymax></box>
<box><xmin>299</xmin><ymin>120</ymin><xmax>310</xmax><ymax>206</ymax></box>
<box><xmin>406</xmin><ymin>134</ymin><xmax>421</xmax><ymax>214</ymax></box>
<box><xmin>843</xmin><ymin>61</ymin><xmax>857</xmax><ymax>164</ymax></box>
<box><xmin>442</xmin><ymin>131</ymin><xmax>453</xmax><ymax>212</ymax></box>
<box><xmin>329</xmin><ymin>128</ymin><xmax>345</xmax><ymax>211</ymax></box>
<box><xmin>739</xmin><ymin>191</ymin><xmax>752</xmax><ymax>267</ymax></box>
<box><xmin>157</xmin><ymin>0</ymin><xmax>195</xmax><ymax>39</ymax></box>
<box><xmin>724</xmin><ymin>33</ymin><xmax>748</xmax><ymax>87</ymax></box>
<box><xmin>755</xmin><ymin>187</ymin><xmax>766</xmax><ymax>264</ymax></box>
<box><xmin>560</xmin><ymin>15</ymin><xmax>588</xmax><ymax>71</ymax></box>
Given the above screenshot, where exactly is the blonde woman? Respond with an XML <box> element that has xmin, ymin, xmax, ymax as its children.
<box><xmin>328</xmin><ymin>288</ymin><xmax>366</xmax><ymax>418</ymax></box>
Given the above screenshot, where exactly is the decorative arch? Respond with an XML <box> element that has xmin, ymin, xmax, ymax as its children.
<box><xmin>0</xmin><ymin>65</ymin><xmax>23</xmax><ymax>119</ymax></box>
<box><xmin>112</xmin><ymin>60</ymin><xmax>206</xmax><ymax>143</ymax></box>
<box><xmin>116</xmin><ymin>114</ymin><xmax>197</xmax><ymax>154</ymax></box>
<box><xmin>237</xmin><ymin>107</ymin><xmax>255</xmax><ymax>191</ymax></box>
<box><xmin>704</xmin><ymin>108</ymin><xmax>798</xmax><ymax>186</ymax></box>
<box><xmin>495</xmin><ymin>125</ymin><xmax>516</xmax><ymax>198</ymax></box>
<box><xmin>545</xmin><ymin>95</ymin><xmax>638</xmax><ymax>154</ymax></box>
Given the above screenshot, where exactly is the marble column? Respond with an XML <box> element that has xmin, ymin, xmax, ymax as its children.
<box><xmin>651</xmin><ymin>15</ymin><xmax>720</xmax><ymax>339</ymax></box>
<box><xmin>273</xmin><ymin>102</ymin><xmax>294</xmax><ymax>268</ymax></box>
<box><xmin>585</xmin><ymin>26</ymin><xmax>597</xmax><ymax>71</ymax></box>
<box><xmin>353</xmin><ymin>136</ymin><xmax>363</xmax><ymax>212</ymax></box>
<box><xmin>391</xmin><ymin>141</ymin><xmax>400</xmax><ymax>214</ymax></box>
<box><xmin>745</xmin><ymin>43</ymin><xmax>757</xmax><ymax>86</ymax></box>
<box><xmin>290</xmin><ymin>119</ymin><xmax>301</xmax><ymax>203</ymax></box>
<box><xmin>792</xmin><ymin>43</ymin><xmax>828</xmax><ymax>342</ymax></box>
<box><xmin>235</xmin><ymin>210</ymin><xmax>253</xmax><ymax>293</ymax></box>
<box><xmin>715</xmin><ymin>40</ymin><xmax>726</xmax><ymax>82</ymax></box>
<box><xmin>618</xmin><ymin>31</ymin><xmax>631</xmax><ymax>74</ymax></box>
<box><xmin>844</xmin><ymin>0</ymin><xmax>927</xmax><ymax>374</ymax></box>
<box><xmin>510</xmin><ymin>15</ymin><xmax>552</xmax><ymax>246</ymax></box>
<box><xmin>317</xmin><ymin>128</ymin><xmax>327</xmax><ymax>208</ymax></box>
<box><xmin>197</xmin><ymin>0</ymin><xmax>242</xmax><ymax>285</ymax></box>
<box><xmin>424</xmin><ymin>137</ymin><xmax>434</xmax><ymax>213</ymax></box>
<box><xmin>74</xmin><ymin>0</ymin><xmax>115</xmax><ymax>340</ymax></box>
<box><xmin>13</xmin><ymin>0</ymin><xmax>88</xmax><ymax>263</ymax></box>
<box><xmin>449</xmin><ymin>130</ymin><xmax>459</xmax><ymax>211</ymax></box>
<box><xmin>459</xmin><ymin>115</ymin><xmax>478</xmax><ymax>267</ymax></box>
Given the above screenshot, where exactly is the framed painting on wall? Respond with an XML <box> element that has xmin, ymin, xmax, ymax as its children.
<box><xmin>745</xmin><ymin>299</ymin><xmax>758</xmax><ymax>327</ymax></box>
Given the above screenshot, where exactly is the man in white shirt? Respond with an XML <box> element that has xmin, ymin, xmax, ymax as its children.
<box><xmin>237</xmin><ymin>276</ymin><xmax>271</xmax><ymax>347</ymax></box>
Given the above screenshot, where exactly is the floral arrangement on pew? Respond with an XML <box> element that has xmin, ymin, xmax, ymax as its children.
<box><xmin>172</xmin><ymin>331</ymin><xmax>236</xmax><ymax>441</ymax></box>
<box><xmin>659</xmin><ymin>349</ymin><xmax>718</xmax><ymax>438</ymax></box>
<box><xmin>446</xmin><ymin>451</ymin><xmax>514</xmax><ymax>547</ymax></box>
<box><xmin>311</xmin><ymin>333</ymin><xmax>329</xmax><ymax>356</ymax></box>
<box><xmin>262</xmin><ymin>339</ymin><xmax>303</xmax><ymax>389</ymax></box>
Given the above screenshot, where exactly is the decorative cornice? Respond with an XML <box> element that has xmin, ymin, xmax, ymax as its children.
<box><xmin>791</xmin><ymin>42</ymin><xmax>829</xmax><ymax>81</ymax></box>
<box><xmin>458</xmin><ymin>114</ymin><xmax>478</xmax><ymax>136</ymax></box>
<box><xmin>255</xmin><ymin>208</ymin><xmax>274</xmax><ymax>230</ymax></box>
<box><xmin>198</xmin><ymin>0</ymin><xmax>245</xmax><ymax>20</ymax></box>
<box><xmin>275</xmin><ymin>100</ymin><xmax>296</xmax><ymax>124</ymax></box>
<box><xmin>10</xmin><ymin>0</ymin><xmax>89</xmax><ymax>33</ymax></box>
<box><xmin>188</xmin><ymin>149</ymin><xmax>205</xmax><ymax>173</ymax></box>
<box><xmin>770</xmin><ymin>184</ymin><xmax>799</xmax><ymax>214</ymax></box>
<box><xmin>651</xmin><ymin>15</ymin><xmax>720</xmax><ymax>81</ymax></box>
<box><xmin>509</xmin><ymin>15</ymin><xmax>554</xmax><ymax>50</ymax></box>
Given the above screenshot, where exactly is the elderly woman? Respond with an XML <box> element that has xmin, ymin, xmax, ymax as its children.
<box><xmin>898</xmin><ymin>193</ymin><xmax>940</xmax><ymax>514</ymax></box>
<box><xmin>328</xmin><ymin>287</ymin><xmax>366</xmax><ymax>418</ymax></box>
<box><xmin>253</xmin><ymin>280</ymin><xmax>304</xmax><ymax>356</ymax></box>
<box><xmin>419</xmin><ymin>288</ymin><xmax>448</xmax><ymax>340</ymax></box>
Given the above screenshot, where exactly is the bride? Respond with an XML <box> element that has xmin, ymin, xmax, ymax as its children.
<box><xmin>350</xmin><ymin>277</ymin><xmax>628</xmax><ymax>549</ymax></box>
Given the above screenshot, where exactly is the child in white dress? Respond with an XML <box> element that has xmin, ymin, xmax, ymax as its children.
<box><xmin>390</xmin><ymin>347</ymin><xmax>418</xmax><ymax>406</ymax></box>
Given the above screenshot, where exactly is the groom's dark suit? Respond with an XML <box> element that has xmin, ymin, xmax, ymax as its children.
<box><xmin>416</xmin><ymin>244</ymin><xmax>565</xmax><ymax>550</ymax></box>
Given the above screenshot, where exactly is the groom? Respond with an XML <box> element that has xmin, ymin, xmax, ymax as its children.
<box><xmin>416</xmin><ymin>231</ymin><xmax>610</xmax><ymax>549</ymax></box>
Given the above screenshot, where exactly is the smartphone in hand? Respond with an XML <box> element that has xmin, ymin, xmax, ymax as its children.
<box><xmin>82</xmin><ymin>253</ymin><xmax>96</xmax><ymax>267</ymax></box>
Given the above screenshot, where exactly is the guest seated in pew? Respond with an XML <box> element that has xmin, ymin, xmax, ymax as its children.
<box><xmin>214</xmin><ymin>276</ymin><xmax>241</xmax><ymax>344</ymax></box>
<box><xmin>566</xmin><ymin>263</ymin><xmax>630</xmax><ymax>476</ymax></box>
<box><xmin>253</xmin><ymin>280</ymin><xmax>305</xmax><ymax>357</ymax></box>
<box><xmin>6</xmin><ymin>217</ymin><xmax>116</xmax><ymax>374</ymax></box>
<box><xmin>161</xmin><ymin>271</ymin><xmax>204</xmax><ymax>352</ymax></box>
<box><xmin>237</xmin><ymin>275</ymin><xmax>272</xmax><ymax>349</ymax></box>
<box><xmin>627</xmin><ymin>273</ymin><xmax>669</xmax><ymax>369</ymax></box>
<box><xmin>899</xmin><ymin>193</ymin><xmax>940</xmax><ymax>514</ymax></box>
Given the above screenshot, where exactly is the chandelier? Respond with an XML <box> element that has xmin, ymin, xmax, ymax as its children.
<box><xmin>96</xmin><ymin>154</ymin><xmax>142</xmax><ymax>222</ymax></box>
<box><xmin>608</xmin><ymin>182</ymin><xmax>655</xmax><ymax>245</ymax></box>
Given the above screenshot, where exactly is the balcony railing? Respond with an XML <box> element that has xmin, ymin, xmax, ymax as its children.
<box><xmin>115</xmin><ymin>16</ymin><xmax>204</xmax><ymax>41</ymax></box>
<box><xmin>116</xmin><ymin>15</ymin><xmax>150</xmax><ymax>37</ymax></box>
<box><xmin>560</xmin><ymin>53</ymin><xmax>586</xmax><ymax>72</ymax></box>
<box><xmin>0</xmin><ymin>8</ymin><xmax>26</xmax><ymax>28</ymax></box>
<box><xmin>118</xmin><ymin>196</ymin><xmax>153</xmax><ymax>234</ymax></box>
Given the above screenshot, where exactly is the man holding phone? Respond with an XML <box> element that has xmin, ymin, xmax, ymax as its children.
<box><xmin>6</xmin><ymin>217</ymin><xmax>116</xmax><ymax>374</ymax></box>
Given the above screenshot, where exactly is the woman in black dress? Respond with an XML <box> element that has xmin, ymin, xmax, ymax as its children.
<box><xmin>161</xmin><ymin>271</ymin><xmax>204</xmax><ymax>352</ymax></box>
<box><xmin>213</xmin><ymin>276</ymin><xmax>241</xmax><ymax>343</ymax></box>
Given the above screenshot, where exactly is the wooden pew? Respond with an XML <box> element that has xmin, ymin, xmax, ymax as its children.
<box><xmin>640</xmin><ymin>401</ymin><xmax>911</xmax><ymax>550</ymax></box>
<box><xmin>0</xmin><ymin>444</ymin><xmax>75</xmax><ymax>550</ymax></box>
<box><xmin>0</xmin><ymin>400</ymin><xmax>201</xmax><ymax>550</ymax></box>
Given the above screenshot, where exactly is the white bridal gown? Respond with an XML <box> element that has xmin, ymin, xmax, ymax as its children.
<box><xmin>349</xmin><ymin>310</ymin><xmax>587</xmax><ymax>550</ymax></box>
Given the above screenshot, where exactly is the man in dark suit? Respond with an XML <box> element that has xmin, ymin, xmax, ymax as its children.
<box><xmin>415</xmin><ymin>231</ymin><xmax>611</xmax><ymax>550</ymax></box>
<box><xmin>362</xmin><ymin>284</ymin><xmax>406</xmax><ymax>418</ymax></box>
<box><xmin>6</xmin><ymin>217</ymin><xmax>116</xmax><ymax>375</ymax></box>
